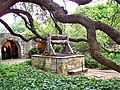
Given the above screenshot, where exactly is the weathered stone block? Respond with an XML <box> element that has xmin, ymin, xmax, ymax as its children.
<box><xmin>32</xmin><ymin>54</ymin><xmax>86</xmax><ymax>75</ymax></box>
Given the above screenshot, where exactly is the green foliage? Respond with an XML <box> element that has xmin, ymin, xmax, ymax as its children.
<box><xmin>28</xmin><ymin>48</ymin><xmax>39</xmax><ymax>57</ymax></box>
<box><xmin>85</xmin><ymin>55</ymin><xmax>99</xmax><ymax>68</ymax></box>
<box><xmin>54</xmin><ymin>45</ymin><xmax>62</xmax><ymax>52</ymax></box>
<box><xmin>75</xmin><ymin>3</ymin><xmax>120</xmax><ymax>25</ymax></box>
<box><xmin>65</xmin><ymin>24</ymin><xmax>86</xmax><ymax>38</ymax></box>
<box><xmin>104</xmin><ymin>53</ymin><xmax>120</xmax><ymax>64</ymax></box>
<box><xmin>96</xmin><ymin>30</ymin><xmax>110</xmax><ymax>46</ymax></box>
<box><xmin>21</xmin><ymin>59</ymin><xmax>32</xmax><ymax>65</ymax></box>
<box><xmin>0</xmin><ymin>63</ymin><xmax>120</xmax><ymax>90</ymax></box>
<box><xmin>0</xmin><ymin>27</ymin><xmax>8</xmax><ymax>33</ymax></box>
<box><xmin>71</xmin><ymin>42</ymin><xmax>89</xmax><ymax>54</ymax></box>
<box><xmin>85</xmin><ymin>53</ymin><xmax>120</xmax><ymax>69</ymax></box>
<box><xmin>12</xmin><ymin>20</ymin><xmax>28</xmax><ymax>33</ymax></box>
<box><xmin>74</xmin><ymin>3</ymin><xmax>120</xmax><ymax>52</ymax></box>
<box><xmin>0</xmin><ymin>64</ymin><xmax>17</xmax><ymax>77</ymax></box>
<box><xmin>62</xmin><ymin>24</ymin><xmax>88</xmax><ymax>54</ymax></box>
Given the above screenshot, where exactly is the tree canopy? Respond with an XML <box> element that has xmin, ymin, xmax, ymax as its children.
<box><xmin>0</xmin><ymin>0</ymin><xmax>120</xmax><ymax>72</ymax></box>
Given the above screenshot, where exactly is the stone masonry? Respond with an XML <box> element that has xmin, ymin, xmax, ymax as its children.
<box><xmin>0</xmin><ymin>33</ymin><xmax>37</xmax><ymax>60</ymax></box>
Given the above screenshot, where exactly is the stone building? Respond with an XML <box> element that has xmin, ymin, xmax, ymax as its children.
<box><xmin>0</xmin><ymin>33</ymin><xmax>37</xmax><ymax>60</ymax></box>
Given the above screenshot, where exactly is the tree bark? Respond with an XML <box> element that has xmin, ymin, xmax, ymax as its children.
<box><xmin>0</xmin><ymin>0</ymin><xmax>18</xmax><ymax>17</ymax></box>
<box><xmin>87</xmin><ymin>27</ymin><xmax>120</xmax><ymax>72</ymax></box>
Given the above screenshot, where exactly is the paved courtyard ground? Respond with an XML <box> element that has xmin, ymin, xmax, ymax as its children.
<box><xmin>1</xmin><ymin>59</ymin><xmax>120</xmax><ymax>79</ymax></box>
<box><xmin>0</xmin><ymin>59</ymin><xmax>29</xmax><ymax>64</ymax></box>
<box><xmin>85</xmin><ymin>69</ymin><xmax>120</xmax><ymax>79</ymax></box>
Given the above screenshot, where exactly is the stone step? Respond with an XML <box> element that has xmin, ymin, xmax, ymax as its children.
<box><xmin>68</xmin><ymin>68</ymin><xmax>88</xmax><ymax>75</ymax></box>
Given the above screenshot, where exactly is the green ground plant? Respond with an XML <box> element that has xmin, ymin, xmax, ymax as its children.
<box><xmin>0</xmin><ymin>62</ymin><xmax>120</xmax><ymax>90</ymax></box>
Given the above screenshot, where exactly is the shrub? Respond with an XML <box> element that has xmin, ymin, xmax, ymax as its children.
<box><xmin>104</xmin><ymin>53</ymin><xmax>120</xmax><ymax>63</ymax></box>
<box><xmin>28</xmin><ymin>48</ymin><xmax>39</xmax><ymax>58</ymax></box>
<box><xmin>85</xmin><ymin>55</ymin><xmax>99</xmax><ymax>68</ymax></box>
<box><xmin>21</xmin><ymin>59</ymin><xmax>32</xmax><ymax>65</ymax></box>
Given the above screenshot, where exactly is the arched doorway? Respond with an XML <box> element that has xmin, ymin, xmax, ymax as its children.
<box><xmin>1</xmin><ymin>40</ymin><xmax>20</xmax><ymax>60</ymax></box>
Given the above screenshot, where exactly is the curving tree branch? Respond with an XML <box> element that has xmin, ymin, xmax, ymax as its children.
<box><xmin>100</xmin><ymin>45</ymin><xmax>120</xmax><ymax>54</ymax></box>
<box><xmin>114</xmin><ymin>0</ymin><xmax>120</xmax><ymax>4</ymax></box>
<box><xmin>69</xmin><ymin>38</ymin><xmax>87</xmax><ymax>42</ymax></box>
<box><xmin>0</xmin><ymin>18</ymin><xmax>38</xmax><ymax>42</ymax></box>
<box><xmin>17</xmin><ymin>13</ymin><xmax>31</xmax><ymax>30</ymax></box>
<box><xmin>69</xmin><ymin>0</ymin><xmax>120</xmax><ymax>5</ymax></box>
<box><xmin>0</xmin><ymin>0</ymin><xmax>18</xmax><ymax>17</ymax></box>
<box><xmin>95</xmin><ymin>21</ymin><xmax>120</xmax><ymax>44</ymax></box>
<box><xmin>49</xmin><ymin>11</ymin><xmax>63</xmax><ymax>34</ymax></box>
<box><xmin>69</xmin><ymin>0</ymin><xmax>92</xmax><ymax>5</ymax></box>
<box><xmin>5</xmin><ymin>9</ymin><xmax>46</xmax><ymax>40</ymax></box>
<box><xmin>111</xmin><ymin>11</ymin><xmax>120</xmax><ymax>26</ymax></box>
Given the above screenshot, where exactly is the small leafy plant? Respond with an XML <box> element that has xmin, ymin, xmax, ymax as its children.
<box><xmin>28</xmin><ymin>48</ymin><xmax>39</xmax><ymax>58</ymax></box>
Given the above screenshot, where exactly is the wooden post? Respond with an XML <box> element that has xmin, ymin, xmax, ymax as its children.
<box><xmin>43</xmin><ymin>34</ymin><xmax>73</xmax><ymax>55</ymax></box>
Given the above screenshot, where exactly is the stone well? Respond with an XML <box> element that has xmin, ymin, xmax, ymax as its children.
<box><xmin>32</xmin><ymin>54</ymin><xmax>87</xmax><ymax>75</ymax></box>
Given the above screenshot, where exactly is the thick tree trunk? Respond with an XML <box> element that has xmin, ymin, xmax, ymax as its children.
<box><xmin>87</xmin><ymin>28</ymin><xmax>120</xmax><ymax>72</ymax></box>
<box><xmin>91</xmin><ymin>51</ymin><xmax>120</xmax><ymax>72</ymax></box>
<box><xmin>0</xmin><ymin>0</ymin><xmax>18</xmax><ymax>17</ymax></box>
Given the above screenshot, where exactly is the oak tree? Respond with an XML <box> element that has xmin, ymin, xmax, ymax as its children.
<box><xmin>0</xmin><ymin>0</ymin><xmax>120</xmax><ymax>72</ymax></box>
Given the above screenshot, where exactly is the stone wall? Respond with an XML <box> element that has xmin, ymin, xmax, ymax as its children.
<box><xmin>32</xmin><ymin>55</ymin><xmax>85</xmax><ymax>75</ymax></box>
<box><xmin>0</xmin><ymin>33</ymin><xmax>37</xmax><ymax>60</ymax></box>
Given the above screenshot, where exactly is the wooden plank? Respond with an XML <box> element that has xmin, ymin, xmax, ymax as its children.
<box><xmin>51</xmin><ymin>40</ymin><xmax>67</xmax><ymax>44</ymax></box>
<box><xmin>51</xmin><ymin>34</ymin><xmax>67</xmax><ymax>40</ymax></box>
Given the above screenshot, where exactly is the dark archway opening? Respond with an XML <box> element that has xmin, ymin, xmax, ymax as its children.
<box><xmin>1</xmin><ymin>40</ymin><xmax>19</xmax><ymax>60</ymax></box>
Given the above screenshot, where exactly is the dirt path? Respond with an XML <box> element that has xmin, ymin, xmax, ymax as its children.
<box><xmin>0</xmin><ymin>59</ymin><xmax>29</xmax><ymax>64</ymax></box>
<box><xmin>1</xmin><ymin>59</ymin><xmax>120</xmax><ymax>79</ymax></box>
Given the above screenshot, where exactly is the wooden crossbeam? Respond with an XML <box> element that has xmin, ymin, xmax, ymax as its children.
<box><xmin>51</xmin><ymin>40</ymin><xmax>68</xmax><ymax>44</ymax></box>
<box><xmin>43</xmin><ymin>34</ymin><xmax>73</xmax><ymax>55</ymax></box>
